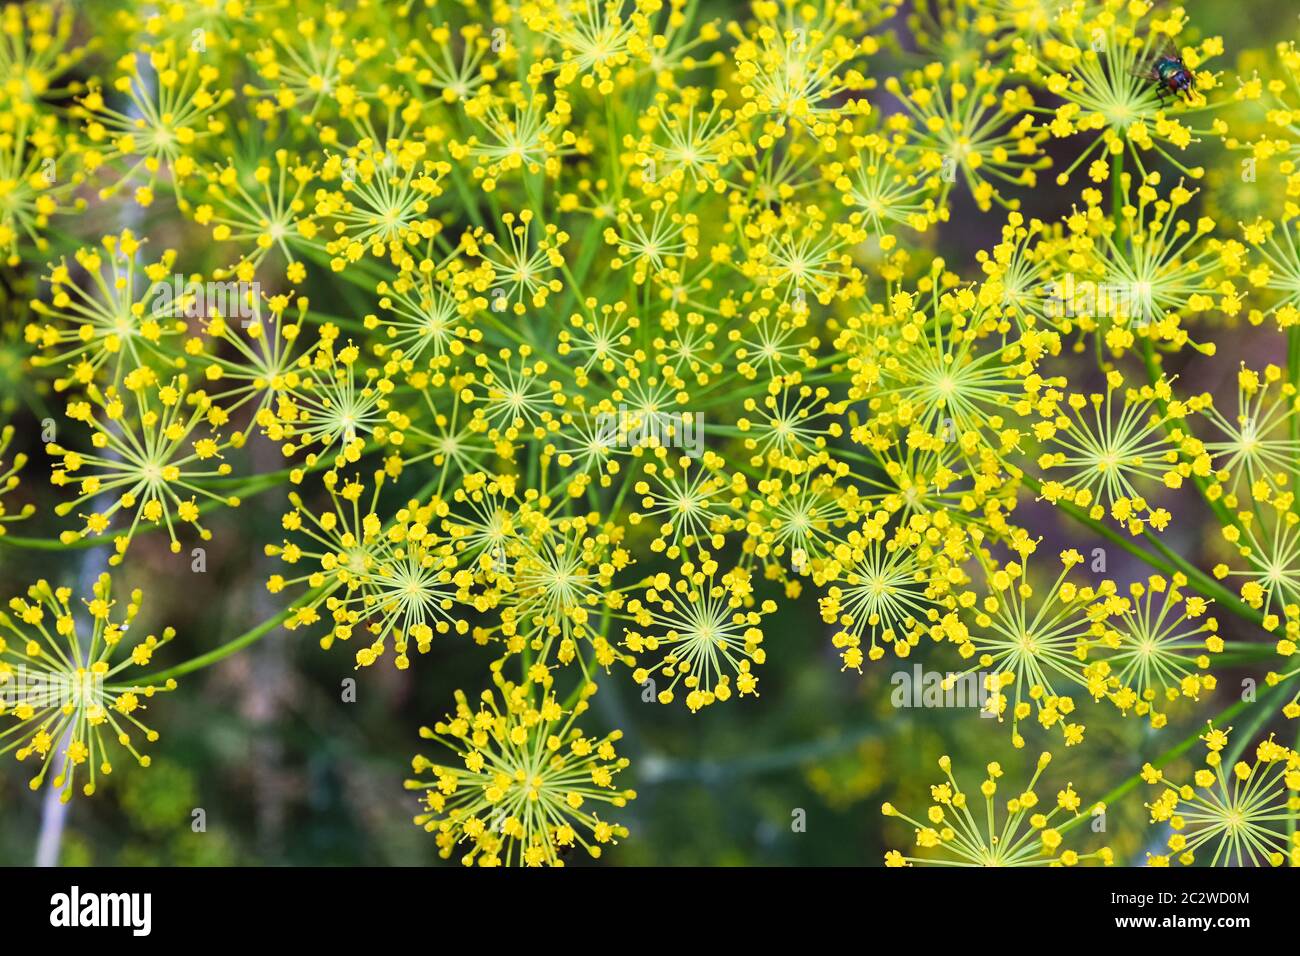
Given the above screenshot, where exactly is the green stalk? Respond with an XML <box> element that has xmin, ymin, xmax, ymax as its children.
<box><xmin>1019</xmin><ymin>473</ymin><xmax>1263</xmax><ymax>626</ymax></box>
<box><xmin>136</xmin><ymin>585</ymin><xmax>329</xmax><ymax>685</ymax></box>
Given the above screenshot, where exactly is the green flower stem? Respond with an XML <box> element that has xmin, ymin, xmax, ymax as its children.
<box><xmin>0</xmin><ymin>532</ymin><xmax>81</xmax><ymax>551</ymax></box>
<box><xmin>1067</xmin><ymin>671</ymin><xmax>1300</xmax><ymax>845</ymax></box>
<box><xmin>1137</xmin><ymin>528</ymin><xmax>1262</xmax><ymax>625</ymax></box>
<box><xmin>1064</xmin><ymin>699</ymin><xmax>1249</xmax><ymax>837</ymax></box>
<box><xmin>1018</xmin><ymin>473</ymin><xmax>1263</xmax><ymax>626</ymax></box>
<box><xmin>1215</xmin><ymin>646</ymin><xmax>1283</xmax><ymax>666</ymax></box>
<box><xmin>1138</xmin><ymin>336</ymin><xmax>1246</xmax><ymax>539</ymax></box>
<box><xmin>135</xmin><ymin>585</ymin><xmax>329</xmax><ymax>685</ymax></box>
<box><xmin>643</xmin><ymin>717</ymin><xmax>911</xmax><ymax>785</ymax></box>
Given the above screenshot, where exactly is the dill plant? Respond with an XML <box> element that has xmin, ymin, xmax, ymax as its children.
<box><xmin>0</xmin><ymin>0</ymin><xmax>1297</xmax><ymax>868</ymax></box>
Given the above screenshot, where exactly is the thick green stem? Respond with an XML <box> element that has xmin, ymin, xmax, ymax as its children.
<box><xmin>1086</xmin><ymin>698</ymin><xmax>1253</xmax><ymax>821</ymax></box>
<box><xmin>136</xmin><ymin>585</ymin><xmax>329</xmax><ymax>684</ymax></box>
<box><xmin>1019</xmin><ymin>473</ymin><xmax>1264</xmax><ymax>627</ymax></box>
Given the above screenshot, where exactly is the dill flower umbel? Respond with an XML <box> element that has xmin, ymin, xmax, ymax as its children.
<box><xmin>1093</xmin><ymin>574</ymin><xmax>1221</xmax><ymax>726</ymax></box>
<box><xmin>882</xmin><ymin>751</ymin><xmax>1113</xmax><ymax>866</ymax></box>
<box><xmin>1019</xmin><ymin>0</ymin><xmax>1226</xmax><ymax>186</ymax></box>
<box><xmin>1035</xmin><ymin>370</ymin><xmax>1210</xmax><ymax>535</ymax></box>
<box><xmin>950</xmin><ymin>542</ymin><xmax>1102</xmax><ymax>747</ymax></box>
<box><xmin>1143</xmin><ymin>726</ymin><xmax>1300</xmax><ymax>866</ymax></box>
<box><xmin>78</xmin><ymin>40</ymin><xmax>234</xmax><ymax>207</ymax></box>
<box><xmin>624</xmin><ymin>560</ymin><xmax>773</xmax><ymax>711</ymax></box>
<box><xmin>404</xmin><ymin>678</ymin><xmax>635</xmax><ymax>866</ymax></box>
<box><xmin>0</xmin><ymin>574</ymin><xmax>175</xmax><ymax>802</ymax></box>
<box><xmin>26</xmin><ymin>230</ymin><xmax>187</xmax><ymax>390</ymax></box>
<box><xmin>49</xmin><ymin>371</ymin><xmax>240</xmax><ymax>563</ymax></box>
<box><xmin>885</xmin><ymin>60</ymin><xmax>1048</xmax><ymax>212</ymax></box>
<box><xmin>268</xmin><ymin>469</ymin><xmax>476</xmax><ymax>669</ymax></box>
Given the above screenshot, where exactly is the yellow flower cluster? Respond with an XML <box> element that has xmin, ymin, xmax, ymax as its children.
<box><xmin>0</xmin><ymin>0</ymin><xmax>1296</xmax><ymax>866</ymax></box>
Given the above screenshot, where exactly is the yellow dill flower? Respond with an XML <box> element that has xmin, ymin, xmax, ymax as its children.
<box><xmin>820</xmin><ymin>518</ymin><xmax>948</xmax><ymax>669</ymax></box>
<box><xmin>861</xmin><ymin>283</ymin><xmax>1059</xmax><ymax>461</ymax></box>
<box><xmin>390</xmin><ymin>368</ymin><xmax>493</xmax><ymax>481</ymax></box>
<box><xmin>463</xmin><ymin>344</ymin><xmax>565</xmax><ymax>443</ymax></box>
<box><xmin>451</xmin><ymin>83</ymin><xmax>582</xmax><ymax>190</ymax></box>
<box><xmin>405</xmin><ymin>679</ymin><xmax>635</xmax><ymax>866</ymax></box>
<box><xmin>629</xmin><ymin>451</ymin><xmax>732</xmax><ymax>557</ymax></box>
<box><xmin>488</xmin><ymin>511</ymin><xmax>635</xmax><ymax>674</ymax></box>
<box><xmin>1020</xmin><ymin>0</ymin><xmax>1225</xmax><ymax>185</ymax></box>
<box><xmin>1062</xmin><ymin>172</ymin><xmax>1243</xmax><ymax>348</ymax></box>
<box><xmin>188</xmin><ymin>295</ymin><xmax>308</xmax><ymax>441</ymax></box>
<box><xmin>473</xmin><ymin>210</ymin><xmax>568</xmax><ymax>313</ymax></box>
<box><xmin>1092</xmin><ymin>573</ymin><xmax>1221</xmax><ymax>726</ymax></box>
<box><xmin>736</xmin><ymin>375</ymin><xmax>846</xmax><ymax>472</ymax></box>
<box><xmin>1142</xmin><ymin>727</ymin><xmax>1300</xmax><ymax>867</ymax></box>
<box><xmin>192</xmin><ymin>149</ymin><xmax>318</xmax><ymax>284</ymax></box>
<box><xmin>249</xmin><ymin>5</ymin><xmax>377</xmax><ymax>123</ymax></box>
<box><xmin>826</xmin><ymin>130</ymin><xmax>944</xmax><ymax>248</ymax></box>
<box><xmin>1035</xmin><ymin>372</ymin><xmax>1211</xmax><ymax>535</ymax></box>
<box><xmin>625</xmin><ymin>560</ymin><xmax>772</xmax><ymax>711</ymax></box>
<box><xmin>0</xmin><ymin>2</ymin><xmax>90</xmax><ymax>110</ymax></box>
<box><xmin>951</xmin><ymin>541</ymin><xmax>1105</xmax><ymax>747</ymax></box>
<box><xmin>978</xmin><ymin>212</ymin><xmax>1078</xmax><ymax>334</ymax></box>
<box><xmin>882</xmin><ymin>751</ymin><xmax>1112</xmax><ymax>866</ymax></box>
<box><xmin>1224</xmin><ymin>39</ymin><xmax>1300</xmax><ymax>202</ymax></box>
<box><xmin>49</xmin><ymin>372</ymin><xmax>240</xmax><ymax>563</ymax></box>
<box><xmin>78</xmin><ymin>40</ymin><xmax>235</xmax><ymax>206</ymax></box>
<box><xmin>728</xmin><ymin>0</ymin><xmax>884</xmax><ymax>136</ymax></box>
<box><xmin>269</xmin><ymin>468</ymin><xmax>387</xmax><ymax>636</ymax></box>
<box><xmin>604</xmin><ymin>197</ymin><xmax>700</xmax><ymax>287</ymax></box>
<box><xmin>634</xmin><ymin>88</ymin><xmax>740</xmax><ymax>194</ymax></box>
<box><xmin>1202</xmin><ymin>363</ymin><xmax>1300</xmax><ymax>498</ymax></box>
<box><xmin>733</xmin><ymin>200</ymin><xmax>863</xmax><ymax>306</ymax></box>
<box><xmin>26</xmin><ymin>230</ymin><xmax>187</xmax><ymax>390</ymax></box>
<box><xmin>269</xmin><ymin>468</ymin><xmax>477</xmax><ymax>668</ymax></box>
<box><xmin>746</xmin><ymin>468</ymin><xmax>851</xmax><ymax>579</ymax></box>
<box><xmin>0</xmin><ymin>573</ymin><xmax>175</xmax><ymax>802</ymax></box>
<box><xmin>0</xmin><ymin>111</ymin><xmax>86</xmax><ymax>267</ymax></box>
<box><xmin>267</xmin><ymin>331</ymin><xmax>393</xmax><ymax>470</ymax></box>
<box><xmin>367</xmin><ymin>259</ymin><xmax>477</xmax><ymax>364</ymax></box>
<box><xmin>403</xmin><ymin>23</ymin><xmax>497</xmax><ymax>105</ymax></box>
<box><xmin>526</xmin><ymin>0</ymin><xmax>646</xmax><ymax>95</ymax></box>
<box><xmin>1240</xmin><ymin>215</ymin><xmax>1300</xmax><ymax>330</ymax></box>
<box><xmin>1215</xmin><ymin>484</ymin><xmax>1300</xmax><ymax>620</ymax></box>
<box><xmin>318</xmin><ymin>133</ymin><xmax>451</xmax><ymax>269</ymax></box>
<box><xmin>885</xmin><ymin>60</ymin><xmax>1049</xmax><ymax>212</ymax></box>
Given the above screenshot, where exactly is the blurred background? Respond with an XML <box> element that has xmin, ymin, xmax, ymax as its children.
<box><xmin>1</xmin><ymin>0</ymin><xmax>1297</xmax><ymax>867</ymax></box>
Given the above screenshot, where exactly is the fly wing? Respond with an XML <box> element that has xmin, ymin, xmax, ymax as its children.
<box><xmin>1129</xmin><ymin>37</ymin><xmax>1182</xmax><ymax>80</ymax></box>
